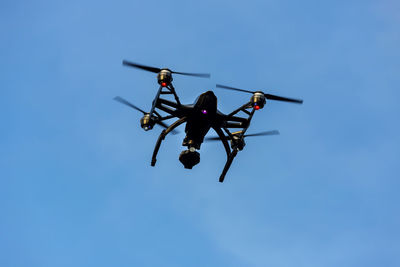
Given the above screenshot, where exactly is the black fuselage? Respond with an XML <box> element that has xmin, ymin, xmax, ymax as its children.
<box><xmin>154</xmin><ymin>90</ymin><xmax>248</xmax><ymax>169</ymax></box>
<box><xmin>182</xmin><ymin>91</ymin><xmax>218</xmax><ymax>149</ymax></box>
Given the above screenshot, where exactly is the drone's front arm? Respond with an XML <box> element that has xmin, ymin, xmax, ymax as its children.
<box><xmin>155</xmin><ymin>98</ymin><xmax>180</xmax><ymax>117</ymax></box>
<box><xmin>146</xmin><ymin>82</ymin><xmax>184</xmax><ymax>127</ymax></box>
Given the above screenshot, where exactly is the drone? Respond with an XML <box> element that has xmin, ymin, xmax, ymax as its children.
<box><xmin>115</xmin><ymin>60</ymin><xmax>303</xmax><ymax>182</ymax></box>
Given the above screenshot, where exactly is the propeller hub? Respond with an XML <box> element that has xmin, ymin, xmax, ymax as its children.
<box><xmin>251</xmin><ymin>92</ymin><xmax>266</xmax><ymax>109</ymax></box>
<box><xmin>231</xmin><ymin>135</ymin><xmax>246</xmax><ymax>150</ymax></box>
<box><xmin>140</xmin><ymin>113</ymin><xmax>155</xmax><ymax>131</ymax></box>
<box><xmin>157</xmin><ymin>69</ymin><xmax>173</xmax><ymax>87</ymax></box>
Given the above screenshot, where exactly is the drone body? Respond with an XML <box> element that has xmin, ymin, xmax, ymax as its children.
<box><xmin>115</xmin><ymin>60</ymin><xmax>303</xmax><ymax>182</ymax></box>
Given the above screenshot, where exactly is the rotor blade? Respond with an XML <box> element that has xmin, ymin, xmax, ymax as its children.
<box><xmin>216</xmin><ymin>84</ymin><xmax>255</xmax><ymax>94</ymax></box>
<box><xmin>122</xmin><ymin>60</ymin><xmax>161</xmax><ymax>73</ymax></box>
<box><xmin>205</xmin><ymin>130</ymin><xmax>279</xmax><ymax>141</ymax></box>
<box><xmin>171</xmin><ymin>71</ymin><xmax>210</xmax><ymax>78</ymax></box>
<box><xmin>244</xmin><ymin>130</ymin><xmax>280</xmax><ymax>137</ymax></box>
<box><xmin>204</xmin><ymin>136</ymin><xmax>226</xmax><ymax>141</ymax></box>
<box><xmin>113</xmin><ymin>96</ymin><xmax>146</xmax><ymax>114</ymax></box>
<box><xmin>217</xmin><ymin>84</ymin><xmax>303</xmax><ymax>104</ymax></box>
<box><xmin>264</xmin><ymin>93</ymin><xmax>303</xmax><ymax>104</ymax></box>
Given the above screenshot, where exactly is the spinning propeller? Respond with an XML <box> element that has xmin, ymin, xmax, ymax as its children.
<box><xmin>123</xmin><ymin>60</ymin><xmax>210</xmax><ymax>78</ymax></box>
<box><xmin>216</xmin><ymin>84</ymin><xmax>303</xmax><ymax>104</ymax></box>
<box><xmin>205</xmin><ymin>130</ymin><xmax>280</xmax><ymax>141</ymax></box>
<box><xmin>114</xmin><ymin>96</ymin><xmax>147</xmax><ymax>114</ymax></box>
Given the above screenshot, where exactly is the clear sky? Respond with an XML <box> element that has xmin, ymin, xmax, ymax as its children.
<box><xmin>1</xmin><ymin>0</ymin><xmax>399</xmax><ymax>266</ymax></box>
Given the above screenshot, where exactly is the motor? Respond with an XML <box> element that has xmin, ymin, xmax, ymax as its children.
<box><xmin>140</xmin><ymin>114</ymin><xmax>155</xmax><ymax>130</ymax></box>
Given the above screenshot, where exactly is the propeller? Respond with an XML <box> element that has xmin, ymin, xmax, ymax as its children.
<box><xmin>216</xmin><ymin>84</ymin><xmax>303</xmax><ymax>104</ymax></box>
<box><xmin>205</xmin><ymin>130</ymin><xmax>280</xmax><ymax>141</ymax></box>
<box><xmin>114</xmin><ymin>96</ymin><xmax>146</xmax><ymax>114</ymax></box>
<box><xmin>123</xmin><ymin>60</ymin><xmax>210</xmax><ymax>78</ymax></box>
<box><xmin>113</xmin><ymin>96</ymin><xmax>178</xmax><ymax>133</ymax></box>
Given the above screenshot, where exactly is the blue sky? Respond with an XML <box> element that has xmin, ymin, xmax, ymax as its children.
<box><xmin>1</xmin><ymin>0</ymin><xmax>399</xmax><ymax>266</ymax></box>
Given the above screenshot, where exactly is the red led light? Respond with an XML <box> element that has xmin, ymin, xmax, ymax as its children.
<box><xmin>254</xmin><ymin>105</ymin><xmax>260</xmax><ymax>110</ymax></box>
<box><xmin>161</xmin><ymin>82</ymin><xmax>167</xmax><ymax>87</ymax></box>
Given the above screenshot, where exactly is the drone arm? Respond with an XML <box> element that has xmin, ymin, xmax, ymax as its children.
<box><xmin>228</xmin><ymin>101</ymin><xmax>252</xmax><ymax>117</ymax></box>
<box><xmin>224</xmin><ymin>122</ymin><xmax>248</xmax><ymax>128</ymax></box>
<box><xmin>153</xmin><ymin>98</ymin><xmax>182</xmax><ymax>118</ymax></box>
<box><xmin>148</xmin><ymin>82</ymin><xmax>182</xmax><ymax>119</ymax></box>
<box><xmin>219</xmin><ymin>101</ymin><xmax>254</xmax><ymax>129</ymax></box>
<box><xmin>157</xmin><ymin>98</ymin><xmax>179</xmax><ymax>109</ymax></box>
<box><xmin>222</xmin><ymin>104</ymin><xmax>256</xmax><ymax>131</ymax></box>
<box><xmin>238</xmin><ymin>108</ymin><xmax>256</xmax><ymax>137</ymax></box>
<box><xmin>225</xmin><ymin>115</ymin><xmax>249</xmax><ymax>124</ymax></box>
<box><xmin>158</xmin><ymin>84</ymin><xmax>182</xmax><ymax>107</ymax></box>
<box><xmin>149</xmin><ymin>85</ymin><xmax>164</xmax><ymax>117</ymax></box>
<box><xmin>158</xmin><ymin>115</ymin><xmax>176</xmax><ymax>121</ymax></box>
<box><xmin>168</xmin><ymin>84</ymin><xmax>182</xmax><ymax>106</ymax></box>
<box><xmin>154</xmin><ymin>104</ymin><xmax>177</xmax><ymax>117</ymax></box>
<box><xmin>151</xmin><ymin>117</ymin><xmax>187</xmax><ymax>166</ymax></box>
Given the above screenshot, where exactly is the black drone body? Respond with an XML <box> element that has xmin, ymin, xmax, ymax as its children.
<box><xmin>115</xmin><ymin>60</ymin><xmax>303</xmax><ymax>182</ymax></box>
